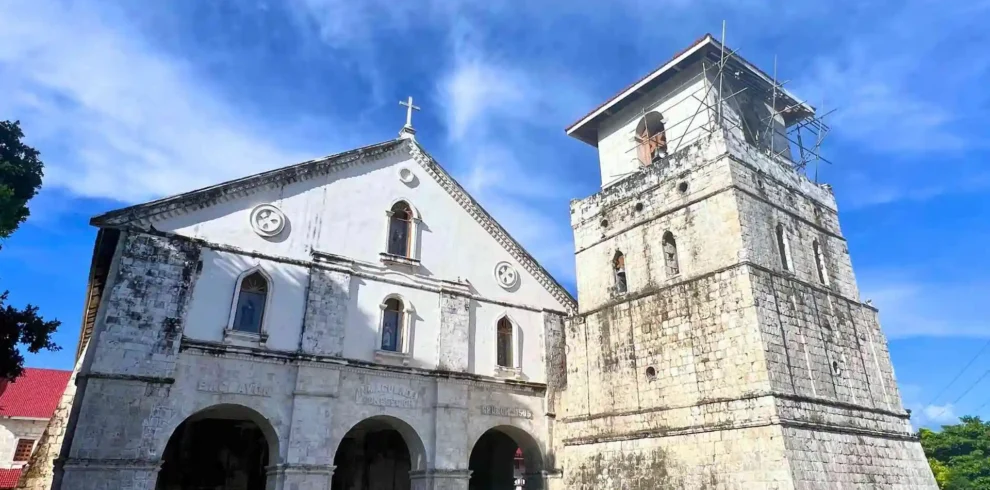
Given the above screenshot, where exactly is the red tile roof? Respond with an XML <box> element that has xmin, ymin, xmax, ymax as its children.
<box><xmin>0</xmin><ymin>468</ymin><xmax>22</xmax><ymax>489</ymax></box>
<box><xmin>0</xmin><ymin>368</ymin><xmax>72</xmax><ymax>419</ymax></box>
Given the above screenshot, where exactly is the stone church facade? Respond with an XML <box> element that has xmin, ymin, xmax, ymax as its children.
<box><xmin>21</xmin><ymin>34</ymin><xmax>936</xmax><ymax>490</ymax></box>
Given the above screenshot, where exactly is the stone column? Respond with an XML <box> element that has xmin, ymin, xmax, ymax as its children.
<box><xmin>409</xmin><ymin>469</ymin><xmax>472</xmax><ymax>490</ymax></box>
<box><xmin>266</xmin><ymin>464</ymin><xmax>334</xmax><ymax>490</ymax></box>
<box><xmin>524</xmin><ymin>470</ymin><xmax>559</xmax><ymax>490</ymax></box>
<box><xmin>60</xmin><ymin>459</ymin><xmax>161</xmax><ymax>490</ymax></box>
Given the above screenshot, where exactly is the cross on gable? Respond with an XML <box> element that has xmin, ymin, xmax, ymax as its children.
<box><xmin>399</xmin><ymin>96</ymin><xmax>421</xmax><ymax>128</ymax></box>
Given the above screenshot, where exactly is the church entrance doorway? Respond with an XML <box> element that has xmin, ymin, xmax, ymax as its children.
<box><xmin>468</xmin><ymin>427</ymin><xmax>543</xmax><ymax>490</ymax></box>
<box><xmin>331</xmin><ymin>416</ymin><xmax>426</xmax><ymax>490</ymax></box>
<box><xmin>156</xmin><ymin>404</ymin><xmax>276</xmax><ymax>490</ymax></box>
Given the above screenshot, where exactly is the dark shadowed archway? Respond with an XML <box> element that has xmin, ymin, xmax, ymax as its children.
<box><xmin>332</xmin><ymin>415</ymin><xmax>427</xmax><ymax>490</ymax></box>
<box><xmin>156</xmin><ymin>404</ymin><xmax>278</xmax><ymax>490</ymax></box>
<box><xmin>469</xmin><ymin>426</ymin><xmax>544</xmax><ymax>490</ymax></box>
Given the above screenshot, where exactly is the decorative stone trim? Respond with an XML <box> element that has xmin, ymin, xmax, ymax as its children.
<box><xmin>409</xmin><ymin>468</ymin><xmax>473</xmax><ymax>480</ymax></box>
<box><xmin>62</xmin><ymin>458</ymin><xmax>162</xmax><ymax>471</ymax></box>
<box><xmin>374</xmin><ymin>349</ymin><xmax>411</xmax><ymax>366</ymax></box>
<box><xmin>222</xmin><ymin>327</ymin><xmax>269</xmax><ymax>347</ymax></box>
<box><xmin>379</xmin><ymin>253</ymin><xmax>421</xmax><ymax>267</ymax></box>
<box><xmin>266</xmin><ymin>463</ymin><xmax>335</xmax><ymax>476</ymax></box>
<box><xmin>407</xmin><ymin>141</ymin><xmax>577</xmax><ymax>313</ymax></box>
<box><xmin>178</xmin><ymin>338</ymin><xmax>549</xmax><ymax>393</ymax></box>
<box><xmin>493</xmin><ymin>365</ymin><xmax>522</xmax><ymax>380</ymax></box>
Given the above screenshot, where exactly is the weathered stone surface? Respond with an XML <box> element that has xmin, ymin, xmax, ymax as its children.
<box><xmin>437</xmin><ymin>292</ymin><xmax>470</xmax><ymax>372</ymax></box>
<box><xmin>300</xmin><ymin>268</ymin><xmax>350</xmax><ymax>357</ymax></box>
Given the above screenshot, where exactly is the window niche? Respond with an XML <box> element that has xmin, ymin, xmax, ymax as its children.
<box><xmin>613</xmin><ymin>251</ymin><xmax>628</xmax><ymax>294</ymax></box>
<box><xmin>813</xmin><ymin>239</ymin><xmax>830</xmax><ymax>286</ymax></box>
<box><xmin>635</xmin><ymin>111</ymin><xmax>668</xmax><ymax>166</ymax></box>
<box><xmin>662</xmin><ymin>232</ymin><xmax>680</xmax><ymax>277</ymax></box>
<box><xmin>494</xmin><ymin>316</ymin><xmax>520</xmax><ymax>378</ymax></box>
<box><xmin>776</xmin><ymin>224</ymin><xmax>793</xmax><ymax>272</ymax></box>
<box><xmin>225</xmin><ymin>268</ymin><xmax>271</xmax><ymax>345</ymax></box>
<box><xmin>382</xmin><ymin>200</ymin><xmax>421</xmax><ymax>266</ymax></box>
<box><xmin>375</xmin><ymin>296</ymin><xmax>413</xmax><ymax>365</ymax></box>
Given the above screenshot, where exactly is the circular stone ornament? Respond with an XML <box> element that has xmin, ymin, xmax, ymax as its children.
<box><xmin>397</xmin><ymin>167</ymin><xmax>415</xmax><ymax>184</ymax></box>
<box><xmin>250</xmin><ymin>204</ymin><xmax>286</xmax><ymax>237</ymax></box>
<box><xmin>493</xmin><ymin>261</ymin><xmax>519</xmax><ymax>290</ymax></box>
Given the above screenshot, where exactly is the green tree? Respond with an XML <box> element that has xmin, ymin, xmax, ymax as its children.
<box><xmin>920</xmin><ymin>416</ymin><xmax>990</xmax><ymax>489</ymax></box>
<box><xmin>0</xmin><ymin>120</ymin><xmax>60</xmax><ymax>380</ymax></box>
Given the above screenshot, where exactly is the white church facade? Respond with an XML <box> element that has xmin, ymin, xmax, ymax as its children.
<box><xmin>22</xmin><ymin>34</ymin><xmax>937</xmax><ymax>490</ymax></box>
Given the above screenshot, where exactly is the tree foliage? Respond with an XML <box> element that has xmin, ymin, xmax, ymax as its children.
<box><xmin>921</xmin><ymin>416</ymin><xmax>990</xmax><ymax>489</ymax></box>
<box><xmin>0</xmin><ymin>120</ymin><xmax>44</xmax><ymax>241</ymax></box>
<box><xmin>0</xmin><ymin>120</ymin><xmax>60</xmax><ymax>380</ymax></box>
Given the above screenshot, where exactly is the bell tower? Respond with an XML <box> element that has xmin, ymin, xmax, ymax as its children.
<box><xmin>554</xmin><ymin>34</ymin><xmax>937</xmax><ymax>489</ymax></box>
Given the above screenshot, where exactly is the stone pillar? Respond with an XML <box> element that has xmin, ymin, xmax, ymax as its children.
<box><xmin>523</xmin><ymin>470</ymin><xmax>559</xmax><ymax>490</ymax></box>
<box><xmin>60</xmin><ymin>459</ymin><xmax>161</xmax><ymax>490</ymax></box>
<box><xmin>301</xmin><ymin>268</ymin><xmax>350</xmax><ymax>357</ymax></box>
<box><xmin>437</xmin><ymin>292</ymin><xmax>470</xmax><ymax>372</ymax></box>
<box><xmin>283</xmin><ymin>366</ymin><xmax>339</xmax><ymax>490</ymax></box>
<box><xmin>266</xmin><ymin>464</ymin><xmax>334</xmax><ymax>490</ymax></box>
<box><xmin>410</xmin><ymin>469</ymin><xmax>472</xmax><ymax>490</ymax></box>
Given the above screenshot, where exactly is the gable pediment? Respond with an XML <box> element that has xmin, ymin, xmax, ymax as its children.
<box><xmin>91</xmin><ymin>138</ymin><xmax>577</xmax><ymax>312</ymax></box>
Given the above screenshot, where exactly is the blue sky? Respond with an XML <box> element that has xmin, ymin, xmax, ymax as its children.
<box><xmin>1</xmin><ymin>0</ymin><xmax>988</xmax><ymax>429</ymax></box>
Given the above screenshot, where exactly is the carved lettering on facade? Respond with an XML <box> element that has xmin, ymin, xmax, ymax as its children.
<box><xmin>197</xmin><ymin>380</ymin><xmax>272</xmax><ymax>397</ymax></box>
<box><xmin>357</xmin><ymin>383</ymin><xmax>420</xmax><ymax>409</ymax></box>
<box><xmin>480</xmin><ymin>405</ymin><xmax>533</xmax><ymax>419</ymax></box>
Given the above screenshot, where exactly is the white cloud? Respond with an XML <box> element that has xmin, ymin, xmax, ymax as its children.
<box><xmin>922</xmin><ymin>403</ymin><xmax>958</xmax><ymax>425</ymax></box>
<box><xmin>0</xmin><ymin>1</ymin><xmax>315</xmax><ymax>204</ymax></box>
<box><xmin>859</xmin><ymin>272</ymin><xmax>990</xmax><ymax>338</ymax></box>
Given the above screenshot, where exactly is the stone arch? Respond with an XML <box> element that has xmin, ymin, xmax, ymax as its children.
<box><xmin>155</xmin><ymin>403</ymin><xmax>280</xmax><ymax>490</ymax></box>
<box><xmin>469</xmin><ymin>424</ymin><xmax>545</xmax><ymax>489</ymax></box>
<box><xmin>635</xmin><ymin>111</ymin><xmax>667</xmax><ymax>165</ymax></box>
<box><xmin>156</xmin><ymin>403</ymin><xmax>280</xmax><ymax>461</ymax></box>
<box><xmin>331</xmin><ymin>415</ymin><xmax>429</xmax><ymax>489</ymax></box>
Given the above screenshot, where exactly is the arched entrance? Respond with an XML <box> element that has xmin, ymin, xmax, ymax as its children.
<box><xmin>156</xmin><ymin>404</ymin><xmax>277</xmax><ymax>490</ymax></box>
<box><xmin>332</xmin><ymin>416</ymin><xmax>426</xmax><ymax>490</ymax></box>
<box><xmin>469</xmin><ymin>426</ymin><xmax>544</xmax><ymax>490</ymax></box>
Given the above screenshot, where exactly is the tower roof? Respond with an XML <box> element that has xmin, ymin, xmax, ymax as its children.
<box><xmin>565</xmin><ymin>33</ymin><xmax>815</xmax><ymax>147</ymax></box>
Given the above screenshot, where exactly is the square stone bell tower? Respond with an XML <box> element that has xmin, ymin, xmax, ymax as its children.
<box><xmin>552</xmin><ymin>34</ymin><xmax>938</xmax><ymax>489</ymax></box>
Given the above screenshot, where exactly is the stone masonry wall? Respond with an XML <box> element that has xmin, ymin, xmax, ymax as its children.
<box><xmin>88</xmin><ymin>234</ymin><xmax>201</xmax><ymax>378</ymax></box>
<box><xmin>437</xmin><ymin>292</ymin><xmax>470</xmax><ymax>372</ymax></box>
<box><xmin>572</xmin><ymin>139</ymin><xmax>739</xmax><ymax>314</ymax></box>
<box><xmin>17</xmin><ymin>355</ymin><xmax>83</xmax><ymax>490</ymax></box>
<box><xmin>560</xmin><ymin>425</ymin><xmax>793</xmax><ymax>490</ymax></box>
<box><xmin>301</xmin><ymin>267</ymin><xmax>350</xmax><ymax>356</ymax></box>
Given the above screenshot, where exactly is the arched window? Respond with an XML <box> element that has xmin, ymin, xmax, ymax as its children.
<box><xmin>387</xmin><ymin>201</ymin><xmax>414</xmax><ymax>257</ymax></box>
<box><xmin>232</xmin><ymin>271</ymin><xmax>268</xmax><ymax>333</ymax></box>
<box><xmin>776</xmin><ymin>224</ymin><xmax>792</xmax><ymax>271</ymax></box>
<box><xmin>381</xmin><ymin>298</ymin><xmax>404</xmax><ymax>352</ymax></box>
<box><xmin>496</xmin><ymin>317</ymin><xmax>513</xmax><ymax>368</ymax></box>
<box><xmin>613</xmin><ymin>251</ymin><xmax>627</xmax><ymax>294</ymax></box>
<box><xmin>813</xmin><ymin>240</ymin><xmax>830</xmax><ymax>286</ymax></box>
<box><xmin>635</xmin><ymin>111</ymin><xmax>668</xmax><ymax>166</ymax></box>
<box><xmin>662</xmin><ymin>232</ymin><xmax>680</xmax><ymax>276</ymax></box>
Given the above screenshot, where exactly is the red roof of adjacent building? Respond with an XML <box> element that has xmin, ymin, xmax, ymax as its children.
<box><xmin>0</xmin><ymin>368</ymin><xmax>72</xmax><ymax>419</ymax></box>
<box><xmin>0</xmin><ymin>468</ymin><xmax>22</xmax><ymax>489</ymax></box>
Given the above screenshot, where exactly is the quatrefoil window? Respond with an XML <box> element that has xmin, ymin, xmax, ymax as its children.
<box><xmin>494</xmin><ymin>261</ymin><xmax>519</xmax><ymax>290</ymax></box>
<box><xmin>250</xmin><ymin>204</ymin><xmax>286</xmax><ymax>237</ymax></box>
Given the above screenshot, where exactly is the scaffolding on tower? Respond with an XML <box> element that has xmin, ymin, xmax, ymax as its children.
<box><xmin>618</xmin><ymin>22</ymin><xmax>837</xmax><ymax>183</ymax></box>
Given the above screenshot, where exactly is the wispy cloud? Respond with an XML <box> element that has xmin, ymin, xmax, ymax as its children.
<box><xmin>901</xmin><ymin>384</ymin><xmax>962</xmax><ymax>429</ymax></box>
<box><xmin>0</xmin><ymin>1</ymin><xmax>317</xmax><ymax>204</ymax></box>
<box><xmin>860</xmin><ymin>272</ymin><xmax>990</xmax><ymax>338</ymax></box>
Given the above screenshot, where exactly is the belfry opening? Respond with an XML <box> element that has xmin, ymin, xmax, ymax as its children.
<box><xmin>156</xmin><ymin>405</ymin><xmax>275</xmax><ymax>490</ymax></box>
